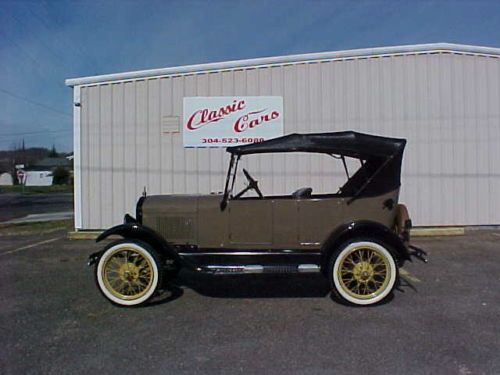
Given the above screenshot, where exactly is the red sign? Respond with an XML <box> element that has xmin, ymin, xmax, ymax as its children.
<box><xmin>16</xmin><ymin>170</ymin><xmax>25</xmax><ymax>183</ymax></box>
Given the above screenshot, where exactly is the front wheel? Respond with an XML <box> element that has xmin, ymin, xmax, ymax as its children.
<box><xmin>329</xmin><ymin>239</ymin><xmax>398</xmax><ymax>306</ymax></box>
<box><xmin>95</xmin><ymin>240</ymin><xmax>162</xmax><ymax>306</ymax></box>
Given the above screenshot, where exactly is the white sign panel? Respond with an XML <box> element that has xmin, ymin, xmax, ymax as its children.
<box><xmin>183</xmin><ymin>96</ymin><xmax>283</xmax><ymax>147</ymax></box>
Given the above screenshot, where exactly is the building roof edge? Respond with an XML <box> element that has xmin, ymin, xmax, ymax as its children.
<box><xmin>65</xmin><ymin>43</ymin><xmax>500</xmax><ymax>87</ymax></box>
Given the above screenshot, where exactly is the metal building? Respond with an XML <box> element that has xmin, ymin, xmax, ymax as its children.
<box><xmin>66</xmin><ymin>43</ymin><xmax>500</xmax><ymax>230</ymax></box>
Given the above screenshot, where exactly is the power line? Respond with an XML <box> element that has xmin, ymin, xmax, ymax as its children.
<box><xmin>7</xmin><ymin>10</ymin><xmax>70</xmax><ymax>73</ymax></box>
<box><xmin>32</xmin><ymin>1</ymin><xmax>100</xmax><ymax>72</ymax></box>
<box><xmin>0</xmin><ymin>129</ymin><xmax>72</xmax><ymax>137</ymax></box>
<box><xmin>3</xmin><ymin>37</ymin><xmax>64</xmax><ymax>89</ymax></box>
<box><xmin>0</xmin><ymin>88</ymin><xmax>72</xmax><ymax>118</ymax></box>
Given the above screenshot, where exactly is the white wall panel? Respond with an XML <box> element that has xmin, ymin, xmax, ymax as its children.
<box><xmin>77</xmin><ymin>52</ymin><xmax>500</xmax><ymax>229</ymax></box>
<box><xmin>147</xmin><ymin>79</ymin><xmax>161</xmax><ymax>196</ymax></box>
<box><xmin>171</xmin><ymin>76</ymin><xmax>185</xmax><ymax>194</ymax></box>
<box><xmin>87</xmin><ymin>86</ymin><xmax>101</xmax><ymax>229</ymax></box>
<box><xmin>80</xmin><ymin>87</ymin><xmax>89</xmax><ymax>228</ymax></box>
<box><xmin>123</xmin><ymin>82</ymin><xmax>137</xmax><ymax>226</ymax></box>
<box><xmin>159</xmin><ymin>78</ymin><xmax>174</xmax><ymax>194</ymax></box>
<box><xmin>111</xmin><ymin>83</ymin><xmax>125</xmax><ymax>222</ymax></box>
<box><xmin>99</xmin><ymin>85</ymin><xmax>113</xmax><ymax>227</ymax></box>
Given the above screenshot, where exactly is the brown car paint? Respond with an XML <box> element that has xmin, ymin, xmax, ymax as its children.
<box><xmin>142</xmin><ymin>189</ymin><xmax>399</xmax><ymax>250</ymax></box>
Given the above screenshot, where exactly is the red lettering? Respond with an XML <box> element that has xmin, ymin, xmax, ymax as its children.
<box><xmin>186</xmin><ymin>99</ymin><xmax>280</xmax><ymax>133</ymax></box>
<box><xmin>234</xmin><ymin>114</ymin><xmax>249</xmax><ymax>133</ymax></box>
<box><xmin>249</xmin><ymin>118</ymin><xmax>260</xmax><ymax>128</ymax></box>
<box><xmin>186</xmin><ymin>110</ymin><xmax>203</xmax><ymax>130</ymax></box>
<box><xmin>208</xmin><ymin>110</ymin><xmax>218</xmax><ymax>122</ymax></box>
<box><xmin>185</xmin><ymin>99</ymin><xmax>247</xmax><ymax>131</ymax></box>
<box><xmin>233</xmin><ymin>109</ymin><xmax>280</xmax><ymax>133</ymax></box>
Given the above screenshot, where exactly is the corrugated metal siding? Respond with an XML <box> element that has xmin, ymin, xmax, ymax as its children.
<box><xmin>78</xmin><ymin>52</ymin><xmax>500</xmax><ymax>229</ymax></box>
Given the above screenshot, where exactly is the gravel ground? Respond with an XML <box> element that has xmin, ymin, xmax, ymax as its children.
<box><xmin>1</xmin><ymin>230</ymin><xmax>499</xmax><ymax>374</ymax></box>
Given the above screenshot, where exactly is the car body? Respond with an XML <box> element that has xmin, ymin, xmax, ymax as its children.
<box><xmin>90</xmin><ymin>131</ymin><xmax>425</xmax><ymax>307</ymax></box>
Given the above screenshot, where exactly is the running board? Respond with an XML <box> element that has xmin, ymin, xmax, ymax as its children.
<box><xmin>202</xmin><ymin>264</ymin><xmax>320</xmax><ymax>275</ymax></box>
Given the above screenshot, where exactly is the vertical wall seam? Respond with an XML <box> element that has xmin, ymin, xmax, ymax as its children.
<box><xmin>110</xmin><ymin>84</ymin><xmax>114</xmax><ymax>224</ymax></box>
<box><xmin>122</xmin><ymin>83</ymin><xmax>126</xmax><ymax>219</ymax></box>
<box><xmin>182</xmin><ymin>76</ymin><xmax>187</xmax><ymax>193</ymax></box>
<box><xmin>170</xmin><ymin>78</ymin><xmax>174</xmax><ymax>193</ymax></box>
<box><xmin>86</xmin><ymin>88</ymin><xmax>91</xmax><ymax>228</ymax></box>
<box><xmin>146</xmin><ymin>80</ymin><xmax>150</xmax><ymax>193</ymax></box>
<box><xmin>134</xmin><ymin>83</ymin><xmax>137</xmax><ymax>198</ymax></box>
<box><xmin>159</xmin><ymin>79</ymin><xmax>163</xmax><ymax>193</ymax></box>
<box><xmin>206</xmin><ymin>75</ymin><xmax>211</xmax><ymax>193</ymax></box>
<box><xmin>97</xmin><ymin>86</ymin><xmax>101</xmax><ymax>229</ymax></box>
<box><xmin>473</xmin><ymin>57</ymin><xmax>480</xmax><ymax>224</ymax></box>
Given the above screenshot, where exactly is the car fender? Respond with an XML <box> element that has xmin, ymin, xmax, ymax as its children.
<box><xmin>90</xmin><ymin>223</ymin><xmax>195</xmax><ymax>270</ymax></box>
<box><xmin>320</xmin><ymin>220</ymin><xmax>410</xmax><ymax>273</ymax></box>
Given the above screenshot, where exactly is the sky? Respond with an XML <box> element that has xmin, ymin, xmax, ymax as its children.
<box><xmin>0</xmin><ymin>0</ymin><xmax>499</xmax><ymax>152</ymax></box>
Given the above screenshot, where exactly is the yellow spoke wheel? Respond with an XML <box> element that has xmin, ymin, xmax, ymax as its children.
<box><xmin>102</xmin><ymin>248</ymin><xmax>154</xmax><ymax>300</ymax></box>
<box><xmin>96</xmin><ymin>241</ymin><xmax>161</xmax><ymax>306</ymax></box>
<box><xmin>331</xmin><ymin>240</ymin><xmax>397</xmax><ymax>306</ymax></box>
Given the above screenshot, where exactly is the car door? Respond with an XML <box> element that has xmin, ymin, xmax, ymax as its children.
<box><xmin>272</xmin><ymin>198</ymin><xmax>299</xmax><ymax>248</ymax></box>
<box><xmin>298</xmin><ymin>196</ymin><xmax>344</xmax><ymax>247</ymax></box>
<box><xmin>228</xmin><ymin>198</ymin><xmax>273</xmax><ymax>246</ymax></box>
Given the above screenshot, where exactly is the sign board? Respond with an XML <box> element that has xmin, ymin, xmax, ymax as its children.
<box><xmin>16</xmin><ymin>169</ymin><xmax>25</xmax><ymax>184</ymax></box>
<box><xmin>183</xmin><ymin>96</ymin><xmax>283</xmax><ymax>147</ymax></box>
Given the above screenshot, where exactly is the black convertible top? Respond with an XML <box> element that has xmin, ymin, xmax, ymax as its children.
<box><xmin>227</xmin><ymin>131</ymin><xmax>406</xmax><ymax>158</ymax></box>
<box><xmin>226</xmin><ymin>131</ymin><xmax>407</xmax><ymax>200</ymax></box>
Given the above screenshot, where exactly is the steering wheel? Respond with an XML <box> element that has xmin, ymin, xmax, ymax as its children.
<box><xmin>234</xmin><ymin>168</ymin><xmax>264</xmax><ymax>199</ymax></box>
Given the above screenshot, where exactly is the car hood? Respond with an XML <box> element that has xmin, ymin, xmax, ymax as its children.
<box><xmin>142</xmin><ymin>194</ymin><xmax>201</xmax><ymax>215</ymax></box>
<box><xmin>141</xmin><ymin>194</ymin><xmax>223</xmax><ymax>245</ymax></box>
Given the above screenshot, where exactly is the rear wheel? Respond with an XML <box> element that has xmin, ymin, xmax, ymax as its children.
<box><xmin>329</xmin><ymin>239</ymin><xmax>398</xmax><ymax>306</ymax></box>
<box><xmin>96</xmin><ymin>240</ymin><xmax>162</xmax><ymax>306</ymax></box>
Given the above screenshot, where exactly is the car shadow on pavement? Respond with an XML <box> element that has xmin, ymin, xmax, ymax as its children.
<box><xmin>148</xmin><ymin>269</ymin><xmax>419</xmax><ymax>306</ymax></box>
<box><xmin>397</xmin><ymin>275</ymin><xmax>418</xmax><ymax>293</ymax></box>
<box><xmin>170</xmin><ymin>270</ymin><xmax>331</xmax><ymax>299</ymax></box>
<box><xmin>149</xmin><ymin>285</ymin><xmax>185</xmax><ymax>306</ymax></box>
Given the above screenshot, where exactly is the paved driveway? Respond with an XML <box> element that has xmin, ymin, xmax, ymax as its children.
<box><xmin>1</xmin><ymin>230</ymin><xmax>499</xmax><ymax>374</ymax></box>
<box><xmin>0</xmin><ymin>193</ymin><xmax>73</xmax><ymax>222</ymax></box>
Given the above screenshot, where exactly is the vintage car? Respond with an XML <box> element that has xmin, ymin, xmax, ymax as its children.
<box><xmin>89</xmin><ymin>131</ymin><xmax>426</xmax><ymax>307</ymax></box>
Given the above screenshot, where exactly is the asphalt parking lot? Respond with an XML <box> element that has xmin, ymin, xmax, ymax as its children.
<box><xmin>0</xmin><ymin>193</ymin><xmax>73</xmax><ymax>222</ymax></box>
<box><xmin>1</xmin><ymin>229</ymin><xmax>499</xmax><ymax>374</ymax></box>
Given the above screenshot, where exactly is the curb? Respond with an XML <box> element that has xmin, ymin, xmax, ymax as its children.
<box><xmin>410</xmin><ymin>227</ymin><xmax>465</xmax><ymax>237</ymax></box>
<box><xmin>67</xmin><ymin>231</ymin><xmax>120</xmax><ymax>240</ymax></box>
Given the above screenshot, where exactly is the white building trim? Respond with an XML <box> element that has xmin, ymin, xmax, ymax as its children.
<box><xmin>73</xmin><ymin>86</ymin><xmax>82</xmax><ymax>229</ymax></box>
<box><xmin>65</xmin><ymin>43</ymin><xmax>500</xmax><ymax>87</ymax></box>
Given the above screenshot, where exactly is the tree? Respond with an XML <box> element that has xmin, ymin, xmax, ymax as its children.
<box><xmin>48</xmin><ymin>144</ymin><xmax>58</xmax><ymax>157</ymax></box>
<box><xmin>52</xmin><ymin>166</ymin><xmax>69</xmax><ymax>185</ymax></box>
